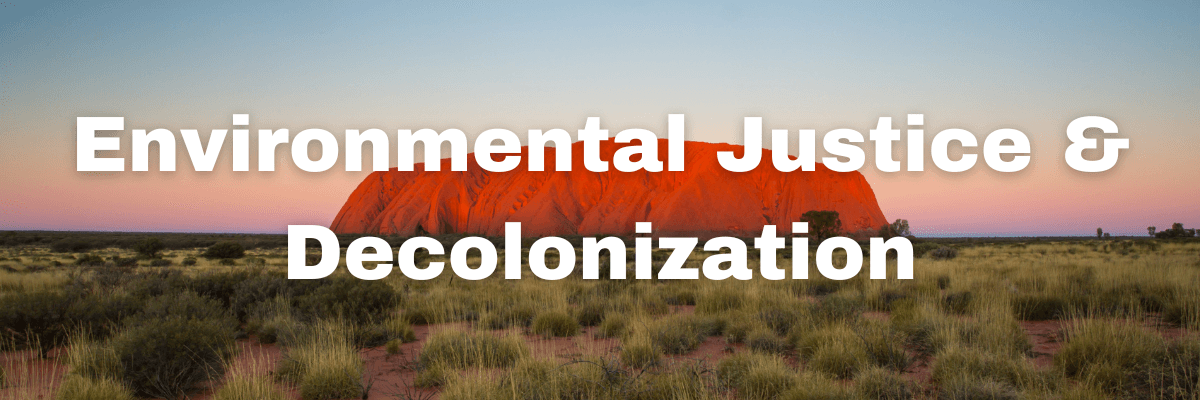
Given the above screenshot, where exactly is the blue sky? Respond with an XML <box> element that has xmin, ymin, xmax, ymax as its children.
<box><xmin>1</xmin><ymin>1</ymin><xmax>1197</xmax><ymax>235</ymax></box>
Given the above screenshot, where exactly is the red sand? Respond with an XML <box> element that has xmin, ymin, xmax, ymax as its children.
<box><xmin>331</xmin><ymin>139</ymin><xmax>888</xmax><ymax>238</ymax></box>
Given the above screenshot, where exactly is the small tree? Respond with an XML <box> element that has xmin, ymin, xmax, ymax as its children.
<box><xmin>1148</xmin><ymin>226</ymin><xmax>1156</xmax><ymax>237</ymax></box>
<box><xmin>1096</xmin><ymin>228</ymin><xmax>1103</xmax><ymax>238</ymax></box>
<box><xmin>202</xmin><ymin>241</ymin><xmax>245</xmax><ymax>259</ymax></box>
<box><xmin>801</xmin><ymin>210</ymin><xmax>841</xmax><ymax>242</ymax></box>
<box><xmin>891</xmin><ymin>219</ymin><xmax>911</xmax><ymax>237</ymax></box>
<box><xmin>133</xmin><ymin>237</ymin><xmax>165</xmax><ymax>259</ymax></box>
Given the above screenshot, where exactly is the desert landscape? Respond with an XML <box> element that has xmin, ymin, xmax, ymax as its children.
<box><xmin>1</xmin><ymin>231</ymin><xmax>1197</xmax><ymax>400</ymax></box>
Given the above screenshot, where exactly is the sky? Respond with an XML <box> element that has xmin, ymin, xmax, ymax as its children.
<box><xmin>0</xmin><ymin>0</ymin><xmax>1197</xmax><ymax>236</ymax></box>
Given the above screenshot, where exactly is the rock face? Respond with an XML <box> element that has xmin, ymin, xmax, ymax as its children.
<box><xmin>331</xmin><ymin>139</ymin><xmax>887</xmax><ymax>238</ymax></box>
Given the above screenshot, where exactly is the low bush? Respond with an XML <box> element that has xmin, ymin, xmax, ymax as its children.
<box><xmin>0</xmin><ymin>289</ymin><xmax>77</xmax><ymax>350</ymax></box>
<box><xmin>929</xmin><ymin>246</ymin><xmax>959</xmax><ymax>260</ymax></box>
<box><xmin>111</xmin><ymin>317</ymin><xmax>237</xmax><ymax>398</ymax></box>
<box><xmin>532</xmin><ymin>310</ymin><xmax>580</xmax><ymax>337</ymax></box>
<box><xmin>202</xmin><ymin>241</ymin><xmax>245</xmax><ymax>259</ymax></box>
<box><xmin>295</xmin><ymin>277</ymin><xmax>397</xmax><ymax>325</ymax></box>
<box><xmin>75</xmin><ymin>254</ymin><xmax>105</xmax><ymax>266</ymax></box>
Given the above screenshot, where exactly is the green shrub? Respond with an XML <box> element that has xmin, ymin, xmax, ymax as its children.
<box><xmin>56</xmin><ymin>374</ymin><xmax>136</xmax><ymax>400</ymax></box>
<box><xmin>52</xmin><ymin>238</ymin><xmax>93</xmax><ymax>253</ymax></box>
<box><xmin>203</xmin><ymin>241</ymin><xmax>245</xmax><ymax>259</ymax></box>
<box><xmin>231</xmin><ymin>275</ymin><xmax>291</xmax><ymax>321</ymax></box>
<box><xmin>133</xmin><ymin>238</ymin><xmax>165</xmax><ymax>259</ymax></box>
<box><xmin>128</xmin><ymin>291</ymin><xmax>234</xmax><ymax>329</ymax></box>
<box><xmin>0</xmin><ymin>290</ymin><xmax>76</xmax><ymax>350</ymax></box>
<box><xmin>296</xmin><ymin>277</ymin><xmax>397</xmax><ymax>325</ymax></box>
<box><xmin>111</xmin><ymin>317</ymin><xmax>237</xmax><ymax>398</ymax></box>
<box><xmin>532</xmin><ymin>310</ymin><xmax>580</xmax><ymax>337</ymax></box>
<box><xmin>74</xmin><ymin>253</ymin><xmax>105</xmax><ymax>266</ymax></box>
<box><xmin>181</xmin><ymin>257</ymin><xmax>197</xmax><ymax>266</ymax></box>
<box><xmin>386</xmin><ymin>339</ymin><xmax>402</xmax><ymax>355</ymax></box>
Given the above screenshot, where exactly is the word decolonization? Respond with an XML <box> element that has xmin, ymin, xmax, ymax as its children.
<box><xmin>288</xmin><ymin>223</ymin><xmax>913</xmax><ymax>281</ymax></box>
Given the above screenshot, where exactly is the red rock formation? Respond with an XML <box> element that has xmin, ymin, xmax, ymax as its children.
<box><xmin>330</xmin><ymin>139</ymin><xmax>887</xmax><ymax>238</ymax></box>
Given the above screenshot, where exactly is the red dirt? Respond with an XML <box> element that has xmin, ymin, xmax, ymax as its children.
<box><xmin>330</xmin><ymin>139</ymin><xmax>888</xmax><ymax>238</ymax></box>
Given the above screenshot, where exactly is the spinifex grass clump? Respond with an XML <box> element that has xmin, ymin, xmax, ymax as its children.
<box><xmin>531</xmin><ymin>310</ymin><xmax>580</xmax><ymax>337</ymax></box>
<box><xmin>276</xmin><ymin>322</ymin><xmax>364</xmax><ymax>400</ymax></box>
<box><xmin>211</xmin><ymin>376</ymin><xmax>287</xmax><ymax>400</ymax></box>
<box><xmin>717</xmin><ymin>352</ymin><xmax>797</xmax><ymax>400</ymax></box>
<box><xmin>418</xmin><ymin>330</ymin><xmax>528</xmax><ymax>370</ymax></box>
<box><xmin>932</xmin><ymin>345</ymin><xmax>1050</xmax><ymax>393</ymax></box>
<box><xmin>1052</xmin><ymin>317</ymin><xmax>1200</xmax><ymax>396</ymax></box>
<box><xmin>55</xmin><ymin>374</ymin><xmax>136</xmax><ymax>400</ymax></box>
<box><xmin>854</xmin><ymin>366</ymin><xmax>915</xmax><ymax>400</ymax></box>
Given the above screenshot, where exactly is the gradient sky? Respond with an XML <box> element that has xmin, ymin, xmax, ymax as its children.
<box><xmin>1</xmin><ymin>1</ymin><xmax>1197</xmax><ymax>236</ymax></box>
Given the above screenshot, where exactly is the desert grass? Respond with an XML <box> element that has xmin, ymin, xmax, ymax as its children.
<box><xmin>275</xmin><ymin>321</ymin><xmax>365</xmax><ymax>400</ymax></box>
<box><xmin>1</xmin><ymin>237</ymin><xmax>1199</xmax><ymax>399</ymax></box>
